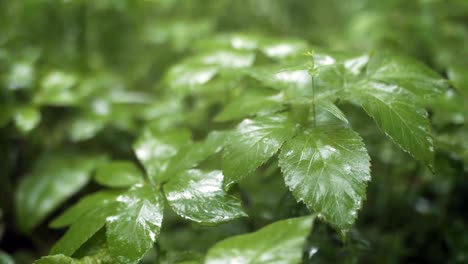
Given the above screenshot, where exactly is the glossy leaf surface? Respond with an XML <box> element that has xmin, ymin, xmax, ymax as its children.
<box><xmin>279</xmin><ymin>126</ymin><xmax>370</xmax><ymax>232</ymax></box>
<box><xmin>222</xmin><ymin>114</ymin><xmax>296</xmax><ymax>187</ymax></box>
<box><xmin>205</xmin><ymin>215</ymin><xmax>315</xmax><ymax>264</ymax></box>
<box><xmin>164</xmin><ymin>169</ymin><xmax>246</xmax><ymax>224</ymax></box>
<box><xmin>106</xmin><ymin>184</ymin><xmax>164</xmax><ymax>264</ymax></box>
<box><xmin>350</xmin><ymin>81</ymin><xmax>434</xmax><ymax>167</ymax></box>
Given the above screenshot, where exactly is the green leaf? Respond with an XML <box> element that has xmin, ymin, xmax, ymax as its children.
<box><xmin>34</xmin><ymin>71</ymin><xmax>80</xmax><ymax>106</ymax></box>
<box><xmin>279</xmin><ymin>126</ymin><xmax>370</xmax><ymax>232</ymax></box>
<box><xmin>248</xmin><ymin>65</ymin><xmax>313</xmax><ymax>103</ymax></box>
<box><xmin>94</xmin><ymin>161</ymin><xmax>143</xmax><ymax>188</ymax></box>
<box><xmin>14</xmin><ymin>106</ymin><xmax>41</xmax><ymax>133</ymax></box>
<box><xmin>164</xmin><ymin>131</ymin><xmax>226</xmax><ymax>179</ymax></box>
<box><xmin>164</xmin><ymin>169</ymin><xmax>246</xmax><ymax>224</ymax></box>
<box><xmin>133</xmin><ymin>128</ymin><xmax>192</xmax><ymax>182</ymax></box>
<box><xmin>16</xmin><ymin>152</ymin><xmax>106</xmax><ymax>232</ymax></box>
<box><xmin>35</xmin><ymin>250</ymin><xmax>114</xmax><ymax>264</ymax></box>
<box><xmin>350</xmin><ymin>81</ymin><xmax>434</xmax><ymax>167</ymax></box>
<box><xmin>106</xmin><ymin>184</ymin><xmax>164</xmax><ymax>264</ymax></box>
<box><xmin>214</xmin><ymin>92</ymin><xmax>285</xmax><ymax>122</ymax></box>
<box><xmin>222</xmin><ymin>114</ymin><xmax>296</xmax><ymax>187</ymax></box>
<box><xmin>50</xmin><ymin>191</ymin><xmax>123</xmax><ymax>228</ymax></box>
<box><xmin>50</xmin><ymin>201</ymin><xmax>118</xmax><ymax>256</ymax></box>
<box><xmin>316</xmin><ymin>100</ymin><xmax>349</xmax><ymax>124</ymax></box>
<box><xmin>366</xmin><ymin>52</ymin><xmax>447</xmax><ymax>98</ymax></box>
<box><xmin>205</xmin><ymin>215</ymin><xmax>315</xmax><ymax>264</ymax></box>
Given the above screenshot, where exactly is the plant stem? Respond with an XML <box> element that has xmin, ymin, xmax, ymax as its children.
<box><xmin>311</xmin><ymin>73</ymin><xmax>316</xmax><ymax>126</ymax></box>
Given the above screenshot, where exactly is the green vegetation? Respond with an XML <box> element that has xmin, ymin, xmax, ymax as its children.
<box><xmin>1</xmin><ymin>0</ymin><xmax>467</xmax><ymax>263</ymax></box>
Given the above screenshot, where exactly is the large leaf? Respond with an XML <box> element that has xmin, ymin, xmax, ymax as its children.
<box><xmin>350</xmin><ymin>81</ymin><xmax>434</xmax><ymax>167</ymax></box>
<box><xmin>205</xmin><ymin>215</ymin><xmax>315</xmax><ymax>264</ymax></box>
<box><xmin>133</xmin><ymin>128</ymin><xmax>191</xmax><ymax>182</ymax></box>
<box><xmin>164</xmin><ymin>169</ymin><xmax>246</xmax><ymax>224</ymax></box>
<box><xmin>94</xmin><ymin>161</ymin><xmax>143</xmax><ymax>188</ymax></box>
<box><xmin>106</xmin><ymin>184</ymin><xmax>164</xmax><ymax>264</ymax></box>
<box><xmin>279</xmin><ymin>126</ymin><xmax>370</xmax><ymax>232</ymax></box>
<box><xmin>16</xmin><ymin>152</ymin><xmax>106</xmax><ymax>232</ymax></box>
<box><xmin>366</xmin><ymin>52</ymin><xmax>447</xmax><ymax>98</ymax></box>
<box><xmin>222</xmin><ymin>114</ymin><xmax>296</xmax><ymax>187</ymax></box>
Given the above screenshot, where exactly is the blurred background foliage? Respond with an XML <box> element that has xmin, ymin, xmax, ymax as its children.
<box><xmin>0</xmin><ymin>0</ymin><xmax>467</xmax><ymax>263</ymax></box>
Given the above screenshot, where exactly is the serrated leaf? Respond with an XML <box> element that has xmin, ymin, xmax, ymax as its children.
<box><xmin>350</xmin><ymin>81</ymin><xmax>434</xmax><ymax>167</ymax></box>
<box><xmin>222</xmin><ymin>114</ymin><xmax>296</xmax><ymax>187</ymax></box>
<box><xmin>106</xmin><ymin>184</ymin><xmax>164</xmax><ymax>264</ymax></box>
<box><xmin>205</xmin><ymin>215</ymin><xmax>315</xmax><ymax>264</ymax></box>
<box><xmin>16</xmin><ymin>152</ymin><xmax>106</xmax><ymax>232</ymax></box>
<box><xmin>50</xmin><ymin>191</ymin><xmax>123</xmax><ymax>228</ymax></box>
<box><xmin>94</xmin><ymin>161</ymin><xmax>143</xmax><ymax>188</ymax></box>
<box><xmin>134</xmin><ymin>128</ymin><xmax>192</xmax><ymax>182</ymax></box>
<box><xmin>316</xmin><ymin>100</ymin><xmax>349</xmax><ymax>124</ymax></box>
<box><xmin>164</xmin><ymin>169</ymin><xmax>246</xmax><ymax>224</ymax></box>
<box><xmin>215</xmin><ymin>92</ymin><xmax>285</xmax><ymax>122</ymax></box>
<box><xmin>279</xmin><ymin>126</ymin><xmax>370</xmax><ymax>232</ymax></box>
<box><xmin>366</xmin><ymin>52</ymin><xmax>447</xmax><ymax>98</ymax></box>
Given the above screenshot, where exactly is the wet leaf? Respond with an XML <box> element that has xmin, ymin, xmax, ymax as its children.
<box><xmin>366</xmin><ymin>52</ymin><xmax>447</xmax><ymax>98</ymax></box>
<box><xmin>222</xmin><ymin>114</ymin><xmax>296</xmax><ymax>187</ymax></box>
<box><xmin>164</xmin><ymin>169</ymin><xmax>246</xmax><ymax>224</ymax></box>
<box><xmin>133</xmin><ymin>128</ymin><xmax>191</xmax><ymax>182</ymax></box>
<box><xmin>350</xmin><ymin>81</ymin><xmax>434</xmax><ymax>168</ymax></box>
<box><xmin>106</xmin><ymin>184</ymin><xmax>164</xmax><ymax>264</ymax></box>
<box><xmin>205</xmin><ymin>215</ymin><xmax>315</xmax><ymax>264</ymax></box>
<box><xmin>279</xmin><ymin>126</ymin><xmax>370</xmax><ymax>233</ymax></box>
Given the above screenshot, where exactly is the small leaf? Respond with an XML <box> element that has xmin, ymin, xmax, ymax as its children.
<box><xmin>164</xmin><ymin>169</ymin><xmax>246</xmax><ymax>224</ymax></box>
<box><xmin>95</xmin><ymin>161</ymin><xmax>143</xmax><ymax>188</ymax></box>
<box><xmin>133</xmin><ymin>128</ymin><xmax>191</xmax><ymax>182</ymax></box>
<box><xmin>16</xmin><ymin>152</ymin><xmax>106</xmax><ymax>232</ymax></box>
<box><xmin>14</xmin><ymin>106</ymin><xmax>41</xmax><ymax>133</ymax></box>
<box><xmin>34</xmin><ymin>71</ymin><xmax>80</xmax><ymax>106</ymax></box>
<box><xmin>106</xmin><ymin>184</ymin><xmax>164</xmax><ymax>264</ymax></box>
<box><xmin>222</xmin><ymin>114</ymin><xmax>296</xmax><ymax>187</ymax></box>
<box><xmin>279</xmin><ymin>126</ymin><xmax>370</xmax><ymax>233</ymax></box>
<box><xmin>350</xmin><ymin>81</ymin><xmax>434</xmax><ymax>167</ymax></box>
<box><xmin>205</xmin><ymin>215</ymin><xmax>315</xmax><ymax>264</ymax></box>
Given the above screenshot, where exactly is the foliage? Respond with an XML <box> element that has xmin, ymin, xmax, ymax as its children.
<box><xmin>1</xmin><ymin>0</ymin><xmax>467</xmax><ymax>263</ymax></box>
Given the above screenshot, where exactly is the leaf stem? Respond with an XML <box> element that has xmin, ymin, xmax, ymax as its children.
<box><xmin>311</xmin><ymin>73</ymin><xmax>316</xmax><ymax>127</ymax></box>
